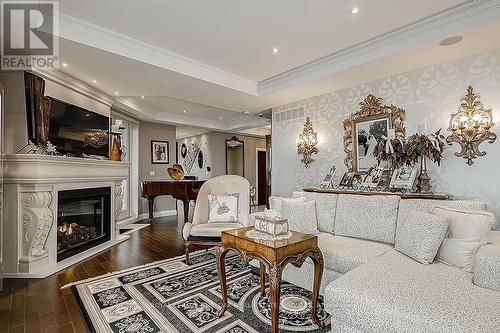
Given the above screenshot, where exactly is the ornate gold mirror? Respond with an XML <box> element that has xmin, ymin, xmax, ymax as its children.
<box><xmin>343</xmin><ymin>95</ymin><xmax>406</xmax><ymax>173</ymax></box>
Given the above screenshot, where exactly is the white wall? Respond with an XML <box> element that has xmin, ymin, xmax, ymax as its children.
<box><xmin>272</xmin><ymin>49</ymin><xmax>500</xmax><ymax>223</ymax></box>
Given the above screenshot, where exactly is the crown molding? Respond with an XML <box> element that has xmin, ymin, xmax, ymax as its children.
<box><xmin>32</xmin><ymin>69</ymin><xmax>115</xmax><ymax>106</ymax></box>
<box><xmin>258</xmin><ymin>0</ymin><xmax>500</xmax><ymax>95</ymax></box>
<box><xmin>55</xmin><ymin>14</ymin><xmax>258</xmax><ymax>96</ymax></box>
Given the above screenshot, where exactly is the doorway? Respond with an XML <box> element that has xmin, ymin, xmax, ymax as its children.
<box><xmin>256</xmin><ymin>149</ymin><xmax>267</xmax><ymax>206</ymax></box>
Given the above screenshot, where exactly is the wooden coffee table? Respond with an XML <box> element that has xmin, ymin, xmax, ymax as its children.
<box><xmin>216</xmin><ymin>226</ymin><xmax>324</xmax><ymax>333</ymax></box>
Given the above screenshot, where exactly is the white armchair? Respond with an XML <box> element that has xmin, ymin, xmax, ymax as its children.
<box><xmin>182</xmin><ymin>175</ymin><xmax>250</xmax><ymax>264</ymax></box>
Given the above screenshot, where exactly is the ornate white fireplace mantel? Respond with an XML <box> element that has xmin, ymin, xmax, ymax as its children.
<box><xmin>3</xmin><ymin>154</ymin><xmax>131</xmax><ymax>278</ymax></box>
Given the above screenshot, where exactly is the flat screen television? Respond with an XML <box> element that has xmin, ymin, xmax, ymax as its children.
<box><xmin>48</xmin><ymin>97</ymin><xmax>110</xmax><ymax>157</ymax></box>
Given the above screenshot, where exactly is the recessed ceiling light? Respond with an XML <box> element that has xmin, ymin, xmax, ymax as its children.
<box><xmin>92</xmin><ymin>79</ymin><xmax>97</xmax><ymax>83</ymax></box>
<box><xmin>114</xmin><ymin>92</ymin><xmax>119</xmax><ymax>95</ymax></box>
<box><xmin>183</xmin><ymin>110</ymin><xmax>187</xmax><ymax>113</ymax></box>
<box><xmin>440</xmin><ymin>36</ymin><xmax>463</xmax><ymax>46</ymax></box>
<box><xmin>219</xmin><ymin>116</ymin><xmax>223</xmax><ymax>120</ymax></box>
<box><xmin>271</xmin><ymin>47</ymin><xmax>279</xmax><ymax>54</ymax></box>
<box><xmin>243</xmin><ymin>111</ymin><xmax>250</xmax><ymax>115</ymax></box>
<box><xmin>349</xmin><ymin>7</ymin><xmax>360</xmax><ymax>15</ymax></box>
<box><xmin>140</xmin><ymin>95</ymin><xmax>145</xmax><ymax>99</ymax></box>
<box><xmin>62</xmin><ymin>62</ymin><xmax>68</xmax><ymax>67</ymax></box>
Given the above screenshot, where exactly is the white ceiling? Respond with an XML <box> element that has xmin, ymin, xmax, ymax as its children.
<box><xmin>41</xmin><ymin>0</ymin><xmax>500</xmax><ymax>136</ymax></box>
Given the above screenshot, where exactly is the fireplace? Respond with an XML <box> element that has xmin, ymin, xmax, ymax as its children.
<box><xmin>57</xmin><ymin>187</ymin><xmax>111</xmax><ymax>262</ymax></box>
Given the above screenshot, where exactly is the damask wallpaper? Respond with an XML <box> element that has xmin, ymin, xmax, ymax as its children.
<box><xmin>272</xmin><ymin>49</ymin><xmax>500</xmax><ymax>224</ymax></box>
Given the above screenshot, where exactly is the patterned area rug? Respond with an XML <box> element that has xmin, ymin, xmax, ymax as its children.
<box><xmin>70</xmin><ymin>250</ymin><xmax>331</xmax><ymax>333</ymax></box>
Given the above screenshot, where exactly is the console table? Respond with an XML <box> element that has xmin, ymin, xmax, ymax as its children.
<box><xmin>303</xmin><ymin>187</ymin><xmax>450</xmax><ymax>200</ymax></box>
<box><xmin>140</xmin><ymin>180</ymin><xmax>205</xmax><ymax>222</ymax></box>
<box><xmin>216</xmin><ymin>227</ymin><xmax>325</xmax><ymax>333</ymax></box>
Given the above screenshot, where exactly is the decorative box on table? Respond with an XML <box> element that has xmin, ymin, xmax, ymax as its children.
<box><xmin>254</xmin><ymin>215</ymin><xmax>289</xmax><ymax>236</ymax></box>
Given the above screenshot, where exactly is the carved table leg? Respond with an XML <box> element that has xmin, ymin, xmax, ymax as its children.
<box><xmin>269</xmin><ymin>262</ymin><xmax>282</xmax><ymax>333</ymax></box>
<box><xmin>259</xmin><ymin>262</ymin><xmax>266</xmax><ymax>296</ymax></box>
<box><xmin>147</xmin><ymin>196</ymin><xmax>155</xmax><ymax>222</ymax></box>
<box><xmin>310</xmin><ymin>247</ymin><xmax>325</xmax><ymax>329</ymax></box>
<box><xmin>216</xmin><ymin>245</ymin><xmax>228</xmax><ymax>317</ymax></box>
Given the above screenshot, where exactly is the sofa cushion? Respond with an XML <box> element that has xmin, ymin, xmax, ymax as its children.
<box><xmin>473</xmin><ymin>244</ymin><xmax>500</xmax><ymax>292</ymax></box>
<box><xmin>283</xmin><ymin>199</ymin><xmax>319</xmax><ymax>235</ymax></box>
<box><xmin>324</xmin><ymin>249</ymin><xmax>500</xmax><ymax>333</ymax></box>
<box><xmin>433</xmin><ymin>206</ymin><xmax>496</xmax><ymax>272</ymax></box>
<box><xmin>395</xmin><ymin>210</ymin><xmax>448</xmax><ymax>264</ymax></box>
<box><xmin>397</xmin><ymin>198</ymin><xmax>487</xmax><ymax>228</ymax></box>
<box><xmin>334</xmin><ymin>194</ymin><xmax>400</xmax><ymax>244</ymax></box>
<box><xmin>292</xmin><ymin>191</ymin><xmax>337</xmax><ymax>233</ymax></box>
<box><xmin>189</xmin><ymin>222</ymin><xmax>244</xmax><ymax>237</ymax></box>
<box><xmin>318</xmin><ymin>233</ymin><xmax>393</xmax><ymax>273</ymax></box>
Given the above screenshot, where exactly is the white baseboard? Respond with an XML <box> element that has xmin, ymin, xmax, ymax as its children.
<box><xmin>138</xmin><ymin>209</ymin><xmax>177</xmax><ymax>221</ymax></box>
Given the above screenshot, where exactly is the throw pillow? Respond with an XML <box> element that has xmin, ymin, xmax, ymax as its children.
<box><xmin>282</xmin><ymin>199</ymin><xmax>319</xmax><ymax>235</ymax></box>
<box><xmin>208</xmin><ymin>193</ymin><xmax>239</xmax><ymax>223</ymax></box>
<box><xmin>395</xmin><ymin>210</ymin><xmax>448</xmax><ymax>264</ymax></box>
<box><xmin>432</xmin><ymin>206</ymin><xmax>496</xmax><ymax>272</ymax></box>
<box><xmin>269</xmin><ymin>196</ymin><xmax>305</xmax><ymax>217</ymax></box>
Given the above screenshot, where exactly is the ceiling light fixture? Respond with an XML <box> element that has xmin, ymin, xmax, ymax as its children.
<box><xmin>183</xmin><ymin>110</ymin><xmax>187</xmax><ymax>113</ymax></box>
<box><xmin>62</xmin><ymin>62</ymin><xmax>68</xmax><ymax>67</ymax></box>
<box><xmin>272</xmin><ymin>47</ymin><xmax>279</xmax><ymax>54</ymax></box>
<box><xmin>140</xmin><ymin>95</ymin><xmax>145</xmax><ymax>99</ymax></box>
<box><xmin>440</xmin><ymin>36</ymin><xmax>463</xmax><ymax>46</ymax></box>
<box><xmin>114</xmin><ymin>92</ymin><xmax>119</xmax><ymax>95</ymax></box>
<box><xmin>349</xmin><ymin>7</ymin><xmax>360</xmax><ymax>15</ymax></box>
<box><xmin>243</xmin><ymin>111</ymin><xmax>250</xmax><ymax>115</ymax></box>
<box><xmin>219</xmin><ymin>116</ymin><xmax>223</xmax><ymax>120</ymax></box>
<box><xmin>92</xmin><ymin>79</ymin><xmax>97</xmax><ymax>83</ymax></box>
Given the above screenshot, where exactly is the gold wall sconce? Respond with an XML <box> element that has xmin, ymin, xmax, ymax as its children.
<box><xmin>297</xmin><ymin>117</ymin><xmax>318</xmax><ymax>167</ymax></box>
<box><xmin>446</xmin><ymin>86</ymin><xmax>497</xmax><ymax>166</ymax></box>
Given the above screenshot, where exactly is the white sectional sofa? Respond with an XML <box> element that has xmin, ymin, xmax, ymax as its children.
<box><xmin>258</xmin><ymin>191</ymin><xmax>500</xmax><ymax>333</ymax></box>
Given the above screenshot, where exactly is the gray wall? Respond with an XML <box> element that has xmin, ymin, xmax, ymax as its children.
<box><xmin>271</xmin><ymin>49</ymin><xmax>500</xmax><ymax>224</ymax></box>
<box><xmin>177</xmin><ymin>131</ymin><xmax>266</xmax><ymax>189</ymax></box>
<box><xmin>138</xmin><ymin>121</ymin><xmax>177</xmax><ymax>214</ymax></box>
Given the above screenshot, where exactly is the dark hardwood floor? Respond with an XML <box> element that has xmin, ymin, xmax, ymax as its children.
<box><xmin>0</xmin><ymin>216</ymin><xmax>197</xmax><ymax>333</ymax></box>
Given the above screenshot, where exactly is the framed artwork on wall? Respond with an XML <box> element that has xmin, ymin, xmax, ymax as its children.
<box><xmin>151</xmin><ymin>140</ymin><xmax>169</xmax><ymax>164</ymax></box>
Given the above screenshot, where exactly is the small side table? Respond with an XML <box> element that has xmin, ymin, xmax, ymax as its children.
<box><xmin>216</xmin><ymin>227</ymin><xmax>324</xmax><ymax>333</ymax></box>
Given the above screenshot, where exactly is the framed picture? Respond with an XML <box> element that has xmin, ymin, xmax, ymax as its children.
<box><xmin>390</xmin><ymin>164</ymin><xmax>419</xmax><ymax>190</ymax></box>
<box><xmin>339</xmin><ymin>172</ymin><xmax>354</xmax><ymax>187</ymax></box>
<box><xmin>361</xmin><ymin>167</ymin><xmax>384</xmax><ymax>188</ymax></box>
<box><xmin>180</xmin><ymin>143</ymin><xmax>187</xmax><ymax>158</ymax></box>
<box><xmin>151</xmin><ymin>140</ymin><xmax>169</xmax><ymax>164</ymax></box>
<box><xmin>354</xmin><ymin>116</ymin><xmax>389</xmax><ymax>172</ymax></box>
<box><xmin>320</xmin><ymin>165</ymin><xmax>336</xmax><ymax>189</ymax></box>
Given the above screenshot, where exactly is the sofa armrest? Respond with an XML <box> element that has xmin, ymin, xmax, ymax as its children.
<box><xmin>473</xmin><ymin>244</ymin><xmax>500</xmax><ymax>292</ymax></box>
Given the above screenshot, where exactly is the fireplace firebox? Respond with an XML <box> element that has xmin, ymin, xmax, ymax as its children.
<box><xmin>57</xmin><ymin>187</ymin><xmax>111</xmax><ymax>262</ymax></box>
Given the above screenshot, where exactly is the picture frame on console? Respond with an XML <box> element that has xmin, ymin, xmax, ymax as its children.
<box><xmin>151</xmin><ymin>140</ymin><xmax>169</xmax><ymax>164</ymax></box>
<box><xmin>389</xmin><ymin>164</ymin><xmax>419</xmax><ymax>190</ymax></box>
<box><xmin>339</xmin><ymin>172</ymin><xmax>354</xmax><ymax>187</ymax></box>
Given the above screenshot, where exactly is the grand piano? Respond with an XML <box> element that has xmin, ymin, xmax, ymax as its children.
<box><xmin>140</xmin><ymin>180</ymin><xmax>205</xmax><ymax>222</ymax></box>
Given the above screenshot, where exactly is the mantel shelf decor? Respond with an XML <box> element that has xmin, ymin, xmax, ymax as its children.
<box><xmin>446</xmin><ymin>86</ymin><xmax>497</xmax><ymax>166</ymax></box>
<box><xmin>297</xmin><ymin>117</ymin><xmax>318</xmax><ymax>167</ymax></box>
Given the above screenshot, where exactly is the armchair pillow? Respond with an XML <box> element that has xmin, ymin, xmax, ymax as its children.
<box><xmin>432</xmin><ymin>206</ymin><xmax>496</xmax><ymax>272</ymax></box>
<box><xmin>282</xmin><ymin>199</ymin><xmax>319</xmax><ymax>235</ymax></box>
<box><xmin>208</xmin><ymin>193</ymin><xmax>239</xmax><ymax>223</ymax></box>
<box><xmin>395</xmin><ymin>210</ymin><xmax>448</xmax><ymax>264</ymax></box>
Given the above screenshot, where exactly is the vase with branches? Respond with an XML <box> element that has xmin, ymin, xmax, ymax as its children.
<box><xmin>403</xmin><ymin>129</ymin><xmax>446</xmax><ymax>193</ymax></box>
<box><xmin>373</xmin><ymin>135</ymin><xmax>405</xmax><ymax>171</ymax></box>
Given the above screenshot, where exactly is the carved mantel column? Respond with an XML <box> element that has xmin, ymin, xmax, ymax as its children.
<box><xmin>19</xmin><ymin>185</ymin><xmax>54</xmax><ymax>272</ymax></box>
<box><xmin>114</xmin><ymin>180</ymin><xmax>124</xmax><ymax>234</ymax></box>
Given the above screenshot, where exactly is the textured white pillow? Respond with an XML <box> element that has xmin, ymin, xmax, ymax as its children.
<box><xmin>395</xmin><ymin>210</ymin><xmax>449</xmax><ymax>264</ymax></box>
<box><xmin>208</xmin><ymin>193</ymin><xmax>239</xmax><ymax>223</ymax></box>
<box><xmin>433</xmin><ymin>206</ymin><xmax>496</xmax><ymax>272</ymax></box>
<box><xmin>269</xmin><ymin>196</ymin><xmax>305</xmax><ymax>217</ymax></box>
<box><xmin>282</xmin><ymin>199</ymin><xmax>319</xmax><ymax>235</ymax></box>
